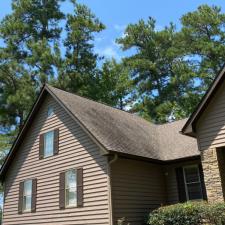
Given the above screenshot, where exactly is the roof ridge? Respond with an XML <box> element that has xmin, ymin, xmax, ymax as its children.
<box><xmin>158</xmin><ymin>118</ymin><xmax>188</xmax><ymax>126</ymax></box>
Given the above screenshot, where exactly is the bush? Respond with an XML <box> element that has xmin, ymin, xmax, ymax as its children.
<box><xmin>117</xmin><ymin>217</ymin><xmax>130</xmax><ymax>225</ymax></box>
<box><xmin>146</xmin><ymin>201</ymin><xmax>225</xmax><ymax>225</ymax></box>
<box><xmin>206</xmin><ymin>203</ymin><xmax>225</xmax><ymax>225</ymax></box>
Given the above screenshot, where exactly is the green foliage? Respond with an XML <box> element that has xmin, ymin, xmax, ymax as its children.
<box><xmin>147</xmin><ymin>202</ymin><xmax>225</xmax><ymax>225</ymax></box>
<box><xmin>96</xmin><ymin>59</ymin><xmax>133</xmax><ymax>109</ymax></box>
<box><xmin>0</xmin><ymin>0</ymin><xmax>64</xmax><ymax>82</ymax></box>
<box><xmin>118</xmin><ymin>5</ymin><xmax>225</xmax><ymax>123</ymax></box>
<box><xmin>0</xmin><ymin>0</ymin><xmax>106</xmax><ymax>130</ymax></box>
<box><xmin>179</xmin><ymin>5</ymin><xmax>225</xmax><ymax>88</ymax></box>
<box><xmin>57</xmin><ymin>0</ymin><xmax>105</xmax><ymax>97</ymax></box>
<box><xmin>0</xmin><ymin>133</ymin><xmax>13</xmax><ymax>166</ymax></box>
<box><xmin>147</xmin><ymin>202</ymin><xmax>204</xmax><ymax>225</ymax></box>
<box><xmin>0</xmin><ymin>0</ymin><xmax>64</xmax><ymax>129</ymax></box>
<box><xmin>1</xmin><ymin>2</ymin><xmax>225</xmax><ymax>131</ymax></box>
<box><xmin>117</xmin><ymin>217</ymin><xmax>130</xmax><ymax>225</ymax></box>
<box><xmin>117</xmin><ymin>18</ymin><xmax>199</xmax><ymax>123</ymax></box>
<box><xmin>0</xmin><ymin>133</ymin><xmax>15</xmax><ymax>193</ymax></box>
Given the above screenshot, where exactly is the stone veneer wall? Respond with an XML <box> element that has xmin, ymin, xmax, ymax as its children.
<box><xmin>201</xmin><ymin>148</ymin><xmax>224</xmax><ymax>202</ymax></box>
<box><xmin>217</xmin><ymin>148</ymin><xmax>225</xmax><ymax>199</ymax></box>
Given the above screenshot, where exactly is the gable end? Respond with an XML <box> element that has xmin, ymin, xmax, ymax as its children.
<box><xmin>0</xmin><ymin>85</ymin><xmax>109</xmax><ymax>181</ymax></box>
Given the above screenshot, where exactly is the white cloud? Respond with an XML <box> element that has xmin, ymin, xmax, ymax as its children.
<box><xmin>95</xmin><ymin>45</ymin><xmax>122</xmax><ymax>60</ymax></box>
<box><xmin>102</xmin><ymin>46</ymin><xmax>120</xmax><ymax>59</ymax></box>
<box><xmin>114</xmin><ymin>24</ymin><xmax>127</xmax><ymax>32</ymax></box>
<box><xmin>112</xmin><ymin>40</ymin><xmax>120</xmax><ymax>48</ymax></box>
<box><xmin>95</xmin><ymin>37</ymin><xmax>103</xmax><ymax>42</ymax></box>
<box><xmin>121</xmin><ymin>32</ymin><xmax>128</xmax><ymax>38</ymax></box>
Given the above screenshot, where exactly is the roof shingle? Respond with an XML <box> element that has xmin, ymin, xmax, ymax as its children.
<box><xmin>48</xmin><ymin>85</ymin><xmax>199</xmax><ymax>161</ymax></box>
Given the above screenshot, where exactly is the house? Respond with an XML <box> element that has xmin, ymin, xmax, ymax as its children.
<box><xmin>2</xmin><ymin>64</ymin><xmax>225</xmax><ymax>225</ymax></box>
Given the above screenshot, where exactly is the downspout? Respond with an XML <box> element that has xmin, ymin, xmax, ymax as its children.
<box><xmin>108</xmin><ymin>153</ymin><xmax>118</xmax><ymax>225</ymax></box>
<box><xmin>109</xmin><ymin>153</ymin><xmax>118</xmax><ymax>165</ymax></box>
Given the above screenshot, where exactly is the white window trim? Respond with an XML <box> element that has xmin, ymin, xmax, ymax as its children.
<box><xmin>22</xmin><ymin>179</ymin><xmax>32</xmax><ymax>213</ymax></box>
<box><xmin>65</xmin><ymin>169</ymin><xmax>77</xmax><ymax>208</ymax></box>
<box><xmin>43</xmin><ymin>130</ymin><xmax>54</xmax><ymax>158</ymax></box>
<box><xmin>183</xmin><ymin>165</ymin><xmax>203</xmax><ymax>201</ymax></box>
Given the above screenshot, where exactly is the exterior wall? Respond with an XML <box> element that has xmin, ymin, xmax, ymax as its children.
<box><xmin>201</xmin><ymin>148</ymin><xmax>224</xmax><ymax>202</ymax></box>
<box><xmin>196</xmin><ymin>81</ymin><xmax>225</xmax><ymax>202</ymax></box>
<box><xmin>197</xmin><ymin>81</ymin><xmax>225</xmax><ymax>152</ymax></box>
<box><xmin>217</xmin><ymin>148</ymin><xmax>225</xmax><ymax>199</ymax></box>
<box><xmin>3</xmin><ymin>95</ymin><xmax>111</xmax><ymax>225</ymax></box>
<box><xmin>164</xmin><ymin>159</ymin><xmax>201</xmax><ymax>204</ymax></box>
<box><xmin>111</xmin><ymin>158</ymin><xmax>166</xmax><ymax>225</ymax></box>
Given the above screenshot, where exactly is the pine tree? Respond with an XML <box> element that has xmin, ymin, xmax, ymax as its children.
<box><xmin>117</xmin><ymin>18</ymin><xmax>198</xmax><ymax>122</ymax></box>
<box><xmin>179</xmin><ymin>5</ymin><xmax>225</xmax><ymax>88</ymax></box>
<box><xmin>0</xmin><ymin>0</ymin><xmax>64</xmax><ymax>130</ymax></box>
<box><xmin>96</xmin><ymin>59</ymin><xmax>133</xmax><ymax>109</ymax></box>
<box><xmin>57</xmin><ymin>0</ymin><xmax>105</xmax><ymax>97</ymax></box>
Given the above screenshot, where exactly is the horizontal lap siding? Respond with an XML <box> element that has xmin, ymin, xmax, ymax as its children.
<box><xmin>197</xmin><ymin>81</ymin><xmax>225</xmax><ymax>151</ymax></box>
<box><xmin>164</xmin><ymin>160</ymin><xmax>201</xmax><ymax>204</ymax></box>
<box><xmin>3</xmin><ymin>95</ymin><xmax>110</xmax><ymax>225</ymax></box>
<box><xmin>111</xmin><ymin>158</ymin><xmax>166</xmax><ymax>225</ymax></box>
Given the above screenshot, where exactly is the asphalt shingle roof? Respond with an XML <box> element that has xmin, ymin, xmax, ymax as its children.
<box><xmin>48</xmin><ymin>85</ymin><xmax>199</xmax><ymax>161</ymax></box>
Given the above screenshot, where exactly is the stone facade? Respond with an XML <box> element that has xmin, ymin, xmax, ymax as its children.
<box><xmin>201</xmin><ymin>148</ymin><xmax>225</xmax><ymax>202</ymax></box>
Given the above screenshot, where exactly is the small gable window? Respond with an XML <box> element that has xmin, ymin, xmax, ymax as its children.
<box><xmin>44</xmin><ymin>131</ymin><xmax>54</xmax><ymax>157</ymax></box>
<box><xmin>39</xmin><ymin>129</ymin><xmax>59</xmax><ymax>159</ymax></box>
<box><xmin>47</xmin><ymin>106</ymin><xmax>54</xmax><ymax>118</ymax></box>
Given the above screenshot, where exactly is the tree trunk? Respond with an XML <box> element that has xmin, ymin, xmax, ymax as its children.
<box><xmin>119</xmin><ymin>97</ymin><xmax>123</xmax><ymax>110</ymax></box>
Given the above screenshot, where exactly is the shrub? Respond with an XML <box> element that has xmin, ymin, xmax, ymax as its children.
<box><xmin>117</xmin><ymin>217</ymin><xmax>130</xmax><ymax>225</ymax></box>
<box><xmin>205</xmin><ymin>203</ymin><xmax>225</xmax><ymax>225</ymax></box>
<box><xmin>147</xmin><ymin>202</ymin><xmax>205</xmax><ymax>225</ymax></box>
<box><xmin>146</xmin><ymin>201</ymin><xmax>225</xmax><ymax>225</ymax></box>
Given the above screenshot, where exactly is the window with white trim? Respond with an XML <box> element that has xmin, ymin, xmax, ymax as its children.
<box><xmin>43</xmin><ymin>130</ymin><xmax>54</xmax><ymax>157</ymax></box>
<box><xmin>65</xmin><ymin>169</ymin><xmax>77</xmax><ymax>207</ymax></box>
<box><xmin>183</xmin><ymin>165</ymin><xmax>203</xmax><ymax>200</ymax></box>
<box><xmin>23</xmin><ymin>180</ymin><xmax>32</xmax><ymax>212</ymax></box>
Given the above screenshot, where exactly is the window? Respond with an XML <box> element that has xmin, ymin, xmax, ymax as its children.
<box><xmin>59</xmin><ymin>168</ymin><xmax>83</xmax><ymax>209</ymax></box>
<box><xmin>19</xmin><ymin>179</ymin><xmax>37</xmax><ymax>214</ymax></box>
<box><xmin>47</xmin><ymin>106</ymin><xmax>54</xmax><ymax>117</ymax></box>
<box><xmin>39</xmin><ymin>129</ymin><xmax>59</xmax><ymax>159</ymax></box>
<box><xmin>23</xmin><ymin>180</ymin><xmax>32</xmax><ymax>212</ymax></box>
<box><xmin>183</xmin><ymin>165</ymin><xmax>203</xmax><ymax>200</ymax></box>
<box><xmin>65</xmin><ymin>169</ymin><xmax>77</xmax><ymax>207</ymax></box>
<box><xmin>44</xmin><ymin>130</ymin><xmax>54</xmax><ymax>157</ymax></box>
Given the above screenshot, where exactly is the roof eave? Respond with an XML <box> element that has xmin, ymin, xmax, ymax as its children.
<box><xmin>182</xmin><ymin>64</ymin><xmax>225</xmax><ymax>137</ymax></box>
<box><xmin>0</xmin><ymin>84</ymin><xmax>48</xmax><ymax>181</ymax></box>
<box><xmin>0</xmin><ymin>84</ymin><xmax>110</xmax><ymax>182</ymax></box>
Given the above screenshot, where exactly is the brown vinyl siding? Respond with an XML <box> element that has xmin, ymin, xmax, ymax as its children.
<box><xmin>111</xmin><ymin>158</ymin><xmax>166</xmax><ymax>225</ymax></box>
<box><xmin>3</xmin><ymin>95</ymin><xmax>111</xmax><ymax>225</ymax></box>
<box><xmin>197</xmin><ymin>81</ymin><xmax>225</xmax><ymax>151</ymax></box>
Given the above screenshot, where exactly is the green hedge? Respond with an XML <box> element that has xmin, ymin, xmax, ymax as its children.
<box><xmin>146</xmin><ymin>202</ymin><xmax>225</xmax><ymax>225</ymax></box>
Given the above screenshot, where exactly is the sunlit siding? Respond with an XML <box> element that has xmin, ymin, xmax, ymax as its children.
<box><xmin>197</xmin><ymin>81</ymin><xmax>225</xmax><ymax>151</ymax></box>
<box><xmin>3</xmin><ymin>95</ymin><xmax>111</xmax><ymax>225</ymax></box>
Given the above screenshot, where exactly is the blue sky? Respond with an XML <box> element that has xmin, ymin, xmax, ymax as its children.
<box><xmin>0</xmin><ymin>0</ymin><xmax>225</xmax><ymax>60</ymax></box>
